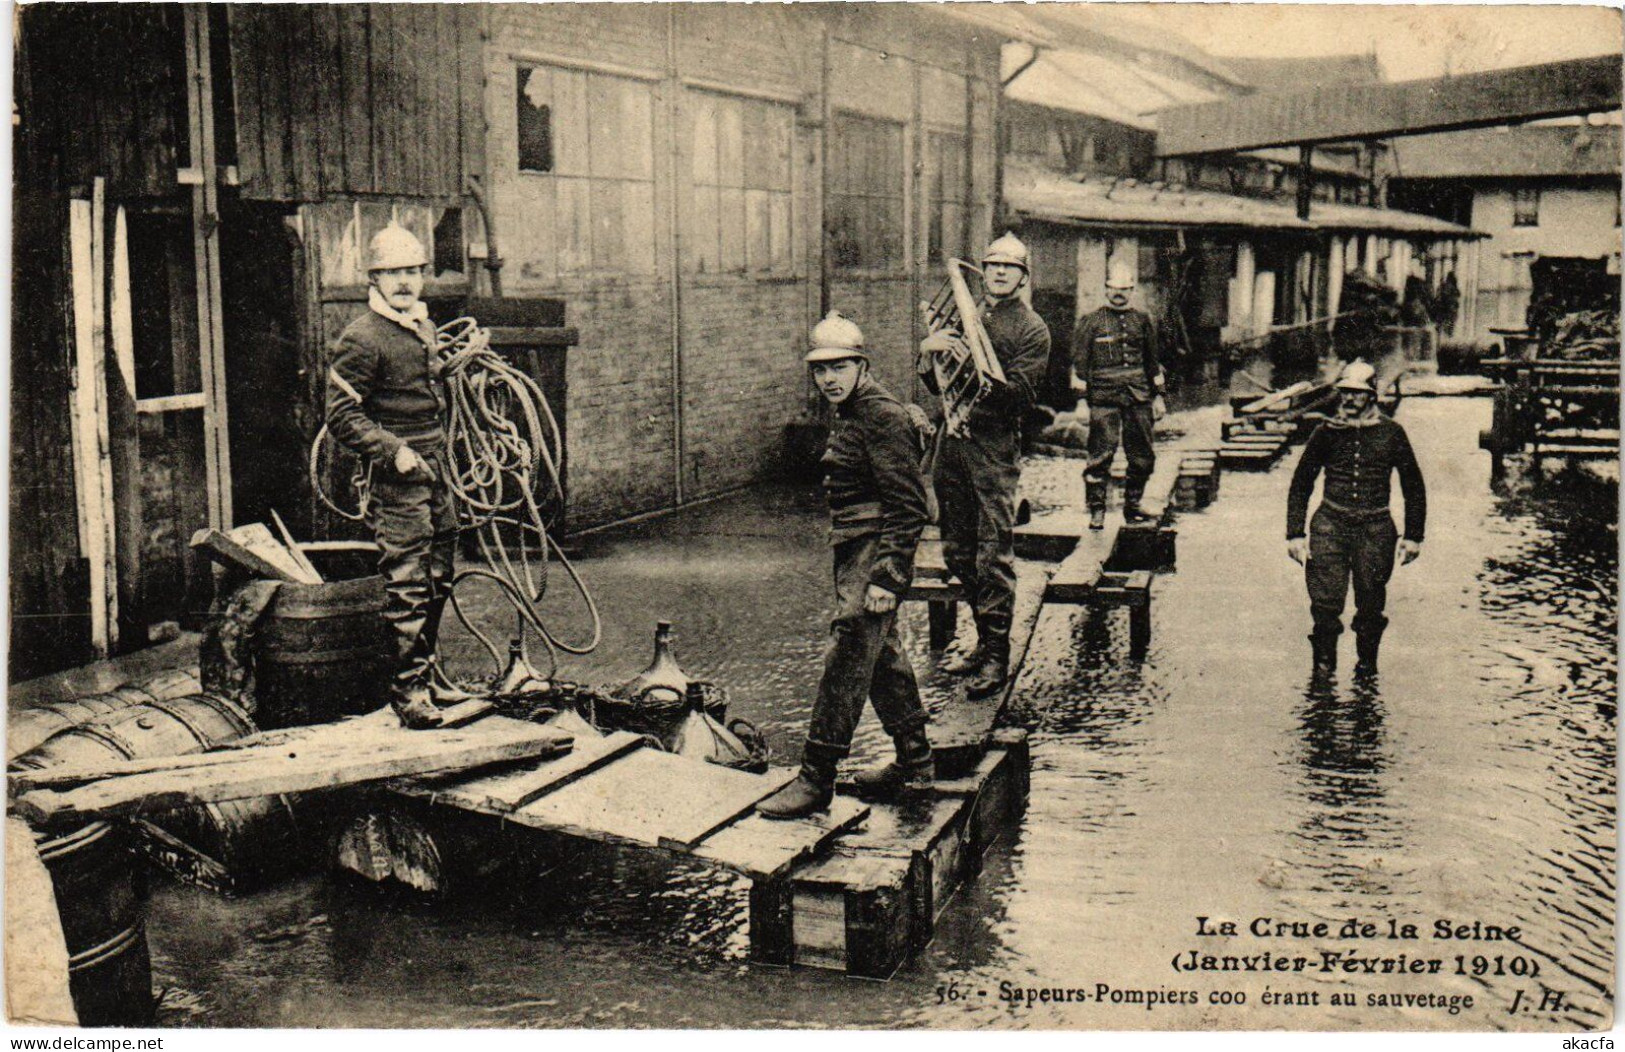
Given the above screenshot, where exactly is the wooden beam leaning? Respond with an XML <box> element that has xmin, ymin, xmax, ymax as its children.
<box><xmin>1157</xmin><ymin>55</ymin><xmax>1623</xmax><ymax>157</ymax></box>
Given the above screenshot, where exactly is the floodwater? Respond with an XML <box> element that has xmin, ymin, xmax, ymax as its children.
<box><xmin>145</xmin><ymin>395</ymin><xmax>1616</xmax><ymax>1031</ymax></box>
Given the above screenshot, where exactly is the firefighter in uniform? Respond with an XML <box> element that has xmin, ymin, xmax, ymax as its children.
<box><xmin>919</xmin><ymin>233</ymin><xmax>1052</xmax><ymax>699</ymax></box>
<box><xmin>1071</xmin><ymin>259</ymin><xmax>1166</xmax><ymax>530</ymax></box>
<box><xmin>759</xmin><ymin>313</ymin><xmax>934</xmax><ymax>819</ymax></box>
<box><xmin>326</xmin><ymin>225</ymin><xmax>458</xmax><ymax>729</ymax></box>
<box><xmin>1286</xmin><ymin>360</ymin><xmax>1426</xmax><ymax>678</ymax></box>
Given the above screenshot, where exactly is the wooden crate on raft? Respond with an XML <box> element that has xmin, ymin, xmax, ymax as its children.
<box><xmin>751</xmin><ymin>730</ymin><xmax>1030</xmax><ymax>979</ymax></box>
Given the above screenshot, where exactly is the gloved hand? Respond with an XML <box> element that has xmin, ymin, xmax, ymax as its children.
<box><xmin>394</xmin><ymin>444</ymin><xmax>434</xmax><ymax>482</ymax></box>
<box><xmin>1152</xmin><ymin>395</ymin><xmax>1167</xmax><ymax>422</ymax></box>
<box><xmin>904</xmin><ymin>402</ymin><xmax>934</xmax><ymax>436</ymax></box>
<box><xmin>1397</xmin><ymin>539</ymin><xmax>1422</xmax><ymax>566</ymax></box>
<box><xmin>1287</xmin><ymin>538</ymin><xmax>1308</xmax><ymax>566</ymax></box>
<box><xmin>863</xmin><ymin>585</ymin><xmax>899</xmax><ymax>615</ymax></box>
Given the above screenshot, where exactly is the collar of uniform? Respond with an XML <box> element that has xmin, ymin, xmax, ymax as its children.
<box><xmin>835</xmin><ymin>375</ymin><xmax>881</xmax><ymax>417</ymax></box>
<box><xmin>368</xmin><ymin>286</ymin><xmax>431</xmax><ymax>334</ymax></box>
<box><xmin>1329</xmin><ymin>406</ymin><xmax>1383</xmax><ymax>429</ymax></box>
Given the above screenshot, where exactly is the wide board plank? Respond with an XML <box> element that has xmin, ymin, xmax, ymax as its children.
<box><xmin>394</xmin><ymin>731</ymin><xmax>645</xmax><ymax>813</ymax></box>
<box><xmin>502</xmin><ymin>749</ymin><xmax>798</xmax><ymax>851</ymax></box>
<box><xmin>932</xmin><ymin>562</ymin><xmax>1052</xmax><ymax>759</ymax></box>
<box><xmin>692</xmin><ymin>793</ymin><xmax>870</xmax><ymax>879</ymax></box>
<box><xmin>15</xmin><ymin>720</ymin><xmax>572</xmax><ymax>823</ymax></box>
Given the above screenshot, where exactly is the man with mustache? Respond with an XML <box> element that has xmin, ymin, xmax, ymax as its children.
<box><xmin>326</xmin><ymin>224</ymin><xmax>457</xmax><ymax>729</ymax></box>
<box><xmin>1286</xmin><ymin>360</ymin><xmax>1427</xmax><ymax>679</ymax></box>
<box><xmin>918</xmin><ymin>233</ymin><xmax>1052</xmax><ymax>700</ymax></box>
<box><xmin>1071</xmin><ymin>258</ymin><xmax>1167</xmax><ymax>531</ymax></box>
<box><xmin>759</xmin><ymin>312</ymin><xmax>934</xmax><ymax>818</ymax></box>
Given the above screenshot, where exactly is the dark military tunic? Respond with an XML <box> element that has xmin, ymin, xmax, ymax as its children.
<box><xmin>1287</xmin><ymin>413</ymin><xmax>1427</xmax><ymax>640</ymax></box>
<box><xmin>1071</xmin><ymin>306</ymin><xmax>1162</xmax><ymax>407</ymax></box>
<box><xmin>807</xmin><ymin>375</ymin><xmax>931</xmax><ymax>754</ymax></box>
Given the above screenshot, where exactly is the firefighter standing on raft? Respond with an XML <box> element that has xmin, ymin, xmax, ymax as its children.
<box><xmin>1286</xmin><ymin>359</ymin><xmax>1427</xmax><ymax>678</ymax></box>
<box><xmin>758</xmin><ymin>312</ymin><xmax>936</xmax><ymax>820</ymax></box>
<box><xmin>918</xmin><ymin>233</ymin><xmax>1051</xmax><ymax>699</ymax></box>
<box><xmin>326</xmin><ymin>225</ymin><xmax>464</xmax><ymax>729</ymax></box>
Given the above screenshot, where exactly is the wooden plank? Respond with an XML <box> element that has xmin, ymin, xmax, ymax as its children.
<box><xmin>270</xmin><ymin>510</ymin><xmax>323</xmax><ymax>583</ymax></box>
<box><xmin>503</xmin><ymin>750</ymin><xmax>797</xmax><ymax>852</ymax></box>
<box><xmin>223</xmin><ymin>6</ymin><xmax>265</xmax><ymax>195</ymax></box>
<box><xmin>311</xmin><ymin>4</ymin><xmax>347</xmax><ymax>193</ymax></box>
<box><xmin>693</xmin><ymin>796</ymin><xmax>870</xmax><ymax>879</ymax></box>
<box><xmin>932</xmin><ymin>561</ymin><xmax>1053</xmax><ymax>763</ymax></box>
<box><xmin>189</xmin><ymin>527</ymin><xmax>301</xmax><ymax>582</ymax></box>
<box><xmin>1159</xmin><ymin>55</ymin><xmax>1622</xmax><ymax>156</ymax></box>
<box><xmin>370</xmin><ymin>5</ymin><xmax>396</xmax><ymax>194</ymax></box>
<box><xmin>396</xmin><ymin>731</ymin><xmax>646</xmax><ymax>813</ymax></box>
<box><xmin>337</xmin><ymin>4</ymin><xmax>373</xmax><ymax>193</ymax></box>
<box><xmin>1013</xmin><ymin>510</ymin><xmax>1085</xmax><ymax>562</ymax></box>
<box><xmin>1044</xmin><ymin>516</ymin><xmax>1121</xmax><ymax>604</ymax></box>
<box><xmin>230</xmin><ymin>523</ymin><xmax>320</xmax><ymax>583</ymax></box>
<box><xmin>257</xmin><ymin>5</ymin><xmax>292</xmax><ymax>199</ymax></box>
<box><xmin>14</xmin><ymin>722</ymin><xmax>573</xmax><ymax>824</ymax></box>
<box><xmin>286</xmin><ymin>5</ymin><xmax>322</xmax><ymax>200</ymax></box>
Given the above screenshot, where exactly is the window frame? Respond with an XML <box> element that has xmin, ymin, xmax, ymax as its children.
<box><xmin>827</xmin><ymin>109</ymin><xmax>908</xmax><ymax>276</ymax></box>
<box><xmin>1511</xmin><ymin>185</ymin><xmax>1541</xmax><ymax>228</ymax></box>
<box><xmin>682</xmin><ymin>87</ymin><xmax>799</xmax><ymax>278</ymax></box>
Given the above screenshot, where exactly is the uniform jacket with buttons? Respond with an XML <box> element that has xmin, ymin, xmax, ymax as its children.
<box><xmin>821</xmin><ymin>376</ymin><xmax>931</xmax><ymax>595</ymax></box>
<box><xmin>1286</xmin><ymin>414</ymin><xmax>1427</xmax><ymax>542</ymax></box>
<box><xmin>326</xmin><ymin>300</ymin><xmax>447</xmax><ymax>464</ymax></box>
<box><xmin>1071</xmin><ymin>306</ymin><xmax>1162</xmax><ymax>406</ymax></box>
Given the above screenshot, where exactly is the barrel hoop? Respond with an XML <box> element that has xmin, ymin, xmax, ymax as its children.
<box><xmin>69</xmin><ymin>723</ymin><xmax>142</xmax><ymax>761</ymax></box>
<box><xmin>143</xmin><ymin>694</ymin><xmax>256</xmax><ymax>745</ymax></box>
<box><xmin>257</xmin><ymin>643</ymin><xmax>388</xmax><ymax>666</ymax></box>
<box><xmin>37</xmin><ymin>821</ymin><xmax>114</xmax><ymax>862</ymax></box>
<box><xmin>67</xmin><ymin>922</ymin><xmax>146</xmax><ymax>973</ymax></box>
<box><xmin>268</xmin><ymin>598</ymin><xmax>384</xmax><ymax>619</ymax></box>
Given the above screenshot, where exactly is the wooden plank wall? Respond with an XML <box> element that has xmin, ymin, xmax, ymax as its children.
<box><xmin>14</xmin><ymin>4</ymin><xmax>186</xmax><ymax>199</ymax></box>
<box><xmin>228</xmin><ymin>4</ymin><xmax>483</xmax><ymax>202</ymax></box>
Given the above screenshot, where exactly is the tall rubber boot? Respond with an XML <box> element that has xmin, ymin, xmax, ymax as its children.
<box><xmin>1123</xmin><ymin>478</ymin><xmax>1151</xmax><ymax>524</ymax></box>
<box><xmin>943</xmin><ymin>615</ymin><xmax>985</xmax><ymax>676</ymax></box>
<box><xmin>1086</xmin><ymin>479</ymin><xmax>1107</xmax><ymax>530</ymax></box>
<box><xmin>421</xmin><ymin>595</ymin><xmax>480</xmax><ymax>704</ymax></box>
<box><xmin>1354</xmin><ymin>618</ymin><xmax>1387</xmax><ymax>678</ymax></box>
<box><xmin>758</xmin><ymin>742</ymin><xmax>843</xmax><ymax>820</ymax></box>
<box><xmin>1309</xmin><ymin>628</ymin><xmax>1339</xmax><ymax>680</ymax></box>
<box><xmin>966</xmin><ymin>627</ymin><xmax>1011</xmax><ymax>700</ymax></box>
<box><xmin>852</xmin><ymin>727</ymin><xmax>935</xmax><ymax>801</ymax></box>
<box><xmin>386</xmin><ymin>599</ymin><xmax>444</xmax><ymax>729</ymax></box>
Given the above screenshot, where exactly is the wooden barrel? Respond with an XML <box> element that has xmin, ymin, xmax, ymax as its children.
<box><xmin>8</xmin><ymin>668</ymin><xmax>204</xmax><ymax>762</ymax></box>
<box><xmin>252</xmin><ymin>575</ymin><xmax>391</xmax><ymax>730</ymax></box>
<box><xmin>35</xmin><ymin>822</ymin><xmax>153</xmax><ymax>1026</ymax></box>
<box><xmin>15</xmin><ymin>695</ymin><xmax>309</xmax><ymax>893</ymax></box>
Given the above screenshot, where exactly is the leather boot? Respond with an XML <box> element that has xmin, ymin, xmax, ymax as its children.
<box><xmin>390</xmin><ymin>682</ymin><xmax>444</xmax><ymax>730</ymax></box>
<box><xmin>1354</xmin><ymin>618</ymin><xmax>1387</xmax><ymax>677</ymax></box>
<box><xmin>1309</xmin><ymin>629</ymin><xmax>1339</xmax><ymax>679</ymax></box>
<box><xmin>1122</xmin><ymin>479</ymin><xmax>1151</xmax><ymax>524</ymax></box>
<box><xmin>942</xmin><ymin>640</ymin><xmax>984</xmax><ymax>676</ymax></box>
<box><xmin>852</xmin><ymin>727</ymin><xmax>935</xmax><ymax>801</ymax></box>
<box><xmin>420</xmin><ymin>595</ymin><xmax>481</xmax><ymax>704</ymax></box>
<box><xmin>1086</xmin><ymin>480</ymin><xmax>1107</xmax><ymax>530</ymax></box>
<box><xmin>758</xmin><ymin>742</ymin><xmax>842</xmax><ymax>819</ymax></box>
<box><xmin>966</xmin><ymin>630</ymin><xmax>1011</xmax><ymax>700</ymax></box>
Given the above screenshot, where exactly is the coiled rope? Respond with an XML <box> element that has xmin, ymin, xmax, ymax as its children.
<box><xmin>310</xmin><ymin>318</ymin><xmax>601</xmax><ymax>680</ymax></box>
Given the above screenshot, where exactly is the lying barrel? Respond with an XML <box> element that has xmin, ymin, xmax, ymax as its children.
<box><xmin>14</xmin><ymin>694</ymin><xmax>309</xmax><ymax>892</ymax></box>
<box><xmin>252</xmin><ymin>575</ymin><xmax>391</xmax><ymax>730</ymax></box>
<box><xmin>35</xmin><ymin>822</ymin><xmax>153</xmax><ymax>1026</ymax></box>
<box><xmin>8</xmin><ymin>668</ymin><xmax>204</xmax><ymax>762</ymax></box>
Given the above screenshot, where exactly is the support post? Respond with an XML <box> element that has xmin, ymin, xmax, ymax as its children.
<box><xmin>1296</xmin><ymin>145</ymin><xmax>1313</xmax><ymax>221</ymax></box>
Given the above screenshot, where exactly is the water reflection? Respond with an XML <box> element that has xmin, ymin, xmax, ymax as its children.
<box><xmin>1295</xmin><ymin>679</ymin><xmax>1394</xmax><ymax>856</ymax></box>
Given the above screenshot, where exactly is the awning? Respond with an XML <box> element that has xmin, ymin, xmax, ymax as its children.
<box><xmin>1005</xmin><ymin>165</ymin><xmax>1482</xmax><ymax>239</ymax></box>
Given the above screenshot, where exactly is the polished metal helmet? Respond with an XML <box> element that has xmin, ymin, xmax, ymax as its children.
<box><xmin>367</xmin><ymin>224</ymin><xmax>429</xmax><ymax>272</ymax></box>
<box><xmin>1105</xmin><ymin>258</ymin><xmax>1137</xmax><ymax>290</ymax></box>
<box><xmin>981</xmin><ymin>231</ymin><xmax>1030</xmax><ymax>272</ymax></box>
<box><xmin>1334</xmin><ymin>359</ymin><xmax>1377</xmax><ymax>393</ymax></box>
<box><xmin>805</xmin><ymin>310</ymin><xmax>867</xmax><ymax>363</ymax></box>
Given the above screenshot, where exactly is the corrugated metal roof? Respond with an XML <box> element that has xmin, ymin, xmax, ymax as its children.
<box><xmin>1391</xmin><ymin>124</ymin><xmax>1622</xmax><ymax>179</ymax></box>
<box><xmin>1004</xmin><ymin>163</ymin><xmax>1480</xmax><ymax>237</ymax></box>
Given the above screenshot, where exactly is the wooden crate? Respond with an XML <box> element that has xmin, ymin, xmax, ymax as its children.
<box><xmin>787</xmin><ymin>849</ymin><xmax>921</xmax><ymax>979</ymax></box>
<box><xmin>935</xmin><ymin>731</ymin><xmax>1029</xmax><ymax>869</ymax></box>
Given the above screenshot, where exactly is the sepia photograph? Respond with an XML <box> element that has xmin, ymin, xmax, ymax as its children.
<box><xmin>4</xmin><ymin>0</ymin><xmax>1620</xmax><ymax>1036</ymax></box>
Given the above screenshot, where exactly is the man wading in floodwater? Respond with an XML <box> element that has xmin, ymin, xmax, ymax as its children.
<box><xmin>1286</xmin><ymin>360</ymin><xmax>1427</xmax><ymax>679</ymax></box>
<box><xmin>758</xmin><ymin>312</ymin><xmax>935</xmax><ymax>819</ymax></box>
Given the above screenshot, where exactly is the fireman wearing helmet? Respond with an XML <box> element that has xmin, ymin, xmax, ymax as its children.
<box><xmin>325</xmin><ymin>224</ymin><xmax>458</xmax><ymax>729</ymax></box>
<box><xmin>1286</xmin><ymin>359</ymin><xmax>1426</xmax><ymax>679</ymax></box>
<box><xmin>1071</xmin><ymin>258</ymin><xmax>1167</xmax><ymax>530</ymax></box>
<box><xmin>917</xmin><ymin>232</ymin><xmax>1052</xmax><ymax>700</ymax></box>
<box><xmin>760</xmin><ymin>312</ymin><xmax>934</xmax><ymax>819</ymax></box>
